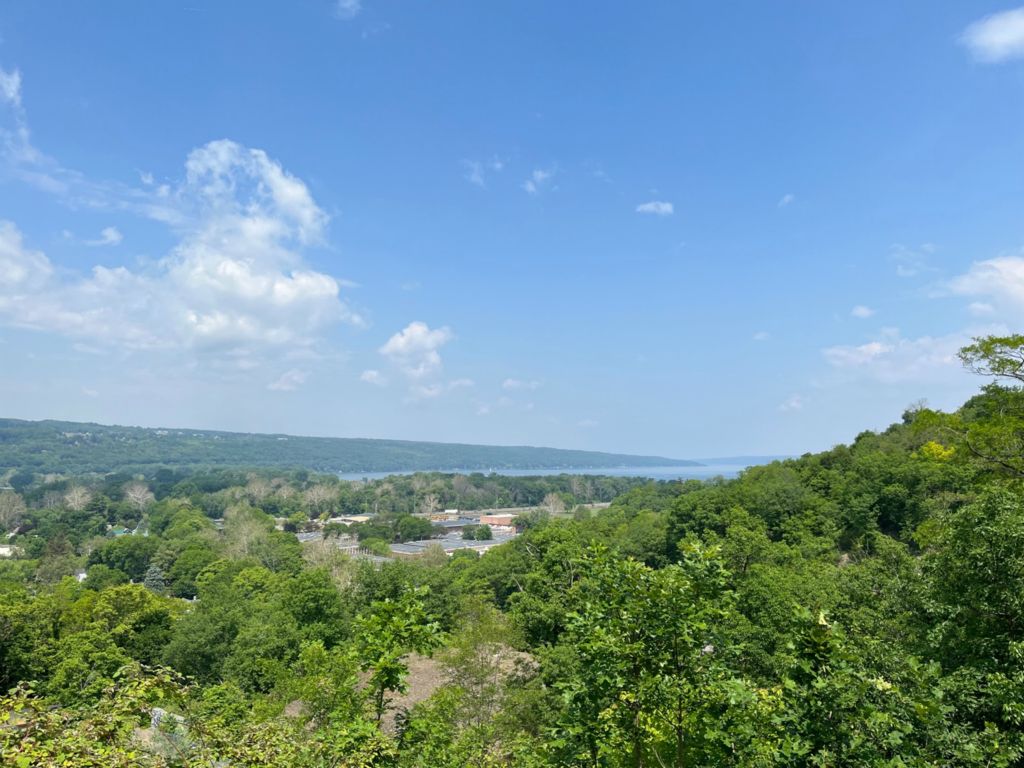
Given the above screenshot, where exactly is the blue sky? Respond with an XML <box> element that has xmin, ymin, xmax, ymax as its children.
<box><xmin>2</xmin><ymin>2</ymin><xmax>1024</xmax><ymax>458</ymax></box>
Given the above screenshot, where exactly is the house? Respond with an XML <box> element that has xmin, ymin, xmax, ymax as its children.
<box><xmin>0</xmin><ymin>544</ymin><xmax>21</xmax><ymax>558</ymax></box>
<box><xmin>389</xmin><ymin>530</ymin><xmax>518</xmax><ymax>559</ymax></box>
<box><xmin>479</xmin><ymin>513</ymin><xmax>517</xmax><ymax>532</ymax></box>
<box><xmin>433</xmin><ymin>517</ymin><xmax>479</xmax><ymax>534</ymax></box>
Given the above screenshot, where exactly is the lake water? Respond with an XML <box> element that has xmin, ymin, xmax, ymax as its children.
<box><xmin>337</xmin><ymin>463</ymin><xmax>764</xmax><ymax>483</ymax></box>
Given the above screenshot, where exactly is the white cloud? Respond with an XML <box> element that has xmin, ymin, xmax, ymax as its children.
<box><xmin>961</xmin><ymin>7</ymin><xmax>1024</xmax><ymax>62</ymax></box>
<box><xmin>577</xmin><ymin>418</ymin><xmax>599</xmax><ymax>428</ymax></box>
<box><xmin>777</xmin><ymin>193</ymin><xmax>795</xmax><ymax>208</ymax></box>
<box><xmin>0</xmin><ymin>139</ymin><xmax>359</xmax><ymax>363</ymax></box>
<box><xmin>379</xmin><ymin>321</ymin><xmax>453</xmax><ymax>379</ymax></box>
<box><xmin>752</xmin><ymin>330</ymin><xmax>770</xmax><ymax>341</ymax></box>
<box><xmin>891</xmin><ymin>243</ymin><xmax>935</xmax><ymax>278</ymax></box>
<box><xmin>502</xmin><ymin>378</ymin><xmax>540</xmax><ymax>390</ymax></box>
<box><xmin>635</xmin><ymin>200</ymin><xmax>674</xmax><ymax>216</ymax></box>
<box><xmin>822</xmin><ymin>332</ymin><xmax>968</xmax><ymax>383</ymax></box>
<box><xmin>522</xmin><ymin>168</ymin><xmax>554</xmax><ymax>195</ymax></box>
<box><xmin>268</xmin><ymin>369</ymin><xmax>308</xmax><ymax>391</ymax></box>
<box><xmin>0</xmin><ymin>68</ymin><xmax>21</xmax><ymax>107</ymax></box>
<box><xmin>851</xmin><ymin>305</ymin><xmax>875</xmax><ymax>319</ymax></box>
<box><xmin>335</xmin><ymin>0</ymin><xmax>362</xmax><ymax>20</ymax></box>
<box><xmin>0</xmin><ymin>220</ymin><xmax>52</xmax><ymax>291</ymax></box>
<box><xmin>778</xmin><ymin>394</ymin><xmax>803</xmax><ymax>412</ymax></box>
<box><xmin>85</xmin><ymin>226</ymin><xmax>123</xmax><ymax>247</ymax></box>
<box><xmin>462</xmin><ymin>157</ymin><xmax>504</xmax><ymax>188</ymax></box>
<box><xmin>407</xmin><ymin>377</ymin><xmax>473</xmax><ymax>401</ymax></box>
<box><xmin>360</xmin><ymin>369</ymin><xmax>386</xmax><ymax>386</ymax></box>
<box><xmin>948</xmin><ymin>256</ymin><xmax>1024</xmax><ymax>318</ymax></box>
<box><xmin>968</xmin><ymin>301</ymin><xmax>995</xmax><ymax>316</ymax></box>
<box><xmin>823</xmin><ymin>340</ymin><xmax>893</xmax><ymax>367</ymax></box>
<box><xmin>408</xmin><ymin>383</ymin><xmax>443</xmax><ymax>400</ymax></box>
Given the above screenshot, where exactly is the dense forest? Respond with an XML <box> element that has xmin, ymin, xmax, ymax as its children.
<box><xmin>2</xmin><ymin>334</ymin><xmax>1024</xmax><ymax>766</ymax></box>
<box><xmin>0</xmin><ymin>419</ymin><xmax>698</xmax><ymax>476</ymax></box>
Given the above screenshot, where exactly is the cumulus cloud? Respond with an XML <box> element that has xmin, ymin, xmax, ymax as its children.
<box><xmin>635</xmin><ymin>200</ymin><xmax>674</xmax><ymax>216</ymax></box>
<box><xmin>0</xmin><ymin>140</ymin><xmax>359</xmax><ymax>365</ymax></box>
<box><xmin>0</xmin><ymin>221</ymin><xmax>52</xmax><ymax>292</ymax></box>
<box><xmin>961</xmin><ymin>7</ymin><xmax>1024</xmax><ymax>62</ymax></box>
<box><xmin>379</xmin><ymin>321</ymin><xmax>453</xmax><ymax>379</ymax></box>
<box><xmin>522</xmin><ymin>168</ymin><xmax>554</xmax><ymax>195</ymax></box>
<box><xmin>85</xmin><ymin>226</ymin><xmax>123</xmax><ymax>247</ymax></box>
<box><xmin>268</xmin><ymin>369</ymin><xmax>308</xmax><ymax>391</ymax></box>
<box><xmin>948</xmin><ymin>256</ymin><xmax>1024</xmax><ymax>319</ymax></box>
<box><xmin>851</xmin><ymin>305</ymin><xmax>875</xmax><ymax>319</ymax></box>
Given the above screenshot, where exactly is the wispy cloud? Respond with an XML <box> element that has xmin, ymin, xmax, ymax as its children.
<box><xmin>360</xmin><ymin>369</ymin><xmax>386</xmax><ymax>386</ymax></box>
<box><xmin>0</xmin><ymin>68</ymin><xmax>21</xmax><ymax>107</ymax></box>
<box><xmin>890</xmin><ymin>243</ymin><xmax>935</xmax><ymax>278</ymax></box>
<box><xmin>462</xmin><ymin>157</ymin><xmax>504</xmax><ymax>188</ymax></box>
<box><xmin>752</xmin><ymin>330</ymin><xmax>770</xmax><ymax>341</ymax></box>
<box><xmin>777</xmin><ymin>193</ymin><xmax>795</xmax><ymax>208</ymax></box>
<box><xmin>822</xmin><ymin>330</ymin><xmax>971</xmax><ymax>383</ymax></box>
<box><xmin>522</xmin><ymin>168</ymin><xmax>554</xmax><ymax>195</ymax></box>
<box><xmin>335</xmin><ymin>0</ymin><xmax>362</xmax><ymax>21</ymax></box>
<box><xmin>961</xmin><ymin>7</ymin><xmax>1024</xmax><ymax>62</ymax></box>
<box><xmin>405</xmin><ymin>378</ymin><xmax>473</xmax><ymax>402</ymax></box>
<box><xmin>268</xmin><ymin>369</ymin><xmax>309</xmax><ymax>391</ymax></box>
<box><xmin>778</xmin><ymin>394</ymin><xmax>803</xmax><ymax>412</ymax></box>
<box><xmin>850</xmin><ymin>305</ymin><xmax>875</xmax><ymax>319</ymax></box>
<box><xmin>635</xmin><ymin>200</ymin><xmax>674</xmax><ymax>216</ymax></box>
<box><xmin>502</xmin><ymin>377</ymin><xmax>541</xmax><ymax>391</ymax></box>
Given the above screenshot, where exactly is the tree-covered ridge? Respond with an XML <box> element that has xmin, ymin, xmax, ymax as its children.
<box><xmin>2</xmin><ymin>335</ymin><xmax>1024</xmax><ymax>766</ymax></box>
<box><xmin>0</xmin><ymin>417</ymin><xmax>699</xmax><ymax>476</ymax></box>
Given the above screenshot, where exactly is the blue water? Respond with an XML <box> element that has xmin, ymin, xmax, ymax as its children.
<box><xmin>337</xmin><ymin>463</ymin><xmax>758</xmax><ymax>483</ymax></box>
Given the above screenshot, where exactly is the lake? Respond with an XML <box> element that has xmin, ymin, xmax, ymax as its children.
<box><xmin>337</xmin><ymin>462</ymin><xmax>768</xmax><ymax>483</ymax></box>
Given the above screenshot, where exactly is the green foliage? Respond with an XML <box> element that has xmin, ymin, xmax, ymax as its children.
<box><xmin>4</xmin><ymin>333</ymin><xmax>1024</xmax><ymax>765</ymax></box>
<box><xmin>88</xmin><ymin>535</ymin><xmax>159</xmax><ymax>582</ymax></box>
<box><xmin>461</xmin><ymin>522</ymin><xmax>494</xmax><ymax>540</ymax></box>
<box><xmin>355</xmin><ymin>585</ymin><xmax>442</xmax><ymax>723</ymax></box>
<box><xmin>0</xmin><ymin>416</ymin><xmax>696</xmax><ymax>475</ymax></box>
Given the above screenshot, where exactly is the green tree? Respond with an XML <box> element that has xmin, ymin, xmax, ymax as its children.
<box><xmin>355</xmin><ymin>585</ymin><xmax>441</xmax><ymax>724</ymax></box>
<box><xmin>142</xmin><ymin>563</ymin><xmax>166</xmax><ymax>594</ymax></box>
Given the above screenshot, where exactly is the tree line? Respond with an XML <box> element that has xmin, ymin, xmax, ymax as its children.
<box><xmin>2</xmin><ymin>335</ymin><xmax>1024</xmax><ymax>765</ymax></box>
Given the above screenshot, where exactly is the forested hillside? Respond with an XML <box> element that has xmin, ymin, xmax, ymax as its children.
<box><xmin>0</xmin><ymin>418</ymin><xmax>698</xmax><ymax>476</ymax></box>
<box><xmin>2</xmin><ymin>335</ymin><xmax>1024</xmax><ymax>766</ymax></box>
